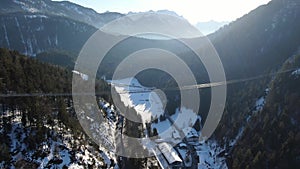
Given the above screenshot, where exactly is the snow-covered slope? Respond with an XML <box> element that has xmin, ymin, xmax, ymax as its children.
<box><xmin>0</xmin><ymin>109</ymin><xmax>116</xmax><ymax>168</ymax></box>
<box><xmin>0</xmin><ymin>12</ymin><xmax>96</xmax><ymax>56</ymax></box>
<box><xmin>0</xmin><ymin>0</ymin><xmax>124</xmax><ymax>28</ymax></box>
<box><xmin>110</xmin><ymin>78</ymin><xmax>165</xmax><ymax>123</ymax></box>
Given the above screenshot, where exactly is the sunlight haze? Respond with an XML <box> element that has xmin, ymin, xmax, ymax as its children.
<box><xmin>54</xmin><ymin>0</ymin><xmax>272</xmax><ymax>24</ymax></box>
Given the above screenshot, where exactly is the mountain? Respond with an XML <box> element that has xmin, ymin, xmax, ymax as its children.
<box><xmin>0</xmin><ymin>0</ymin><xmax>124</xmax><ymax>28</ymax></box>
<box><xmin>210</xmin><ymin>0</ymin><xmax>300</xmax><ymax>79</ymax></box>
<box><xmin>211</xmin><ymin>0</ymin><xmax>300</xmax><ymax>133</ymax></box>
<box><xmin>0</xmin><ymin>1</ymin><xmax>198</xmax><ymax>57</ymax></box>
<box><xmin>206</xmin><ymin>0</ymin><xmax>300</xmax><ymax>168</ymax></box>
<box><xmin>0</xmin><ymin>12</ymin><xmax>98</xmax><ymax>56</ymax></box>
<box><xmin>0</xmin><ymin>0</ymin><xmax>125</xmax><ymax>56</ymax></box>
<box><xmin>195</xmin><ymin>20</ymin><xmax>229</xmax><ymax>35</ymax></box>
<box><xmin>1</xmin><ymin>0</ymin><xmax>300</xmax><ymax>168</ymax></box>
<box><xmin>128</xmin><ymin>9</ymin><xmax>182</xmax><ymax>18</ymax></box>
<box><xmin>230</xmin><ymin>54</ymin><xmax>300</xmax><ymax>169</ymax></box>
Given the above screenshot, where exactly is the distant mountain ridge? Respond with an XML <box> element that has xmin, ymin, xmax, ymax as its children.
<box><xmin>195</xmin><ymin>20</ymin><xmax>229</xmax><ymax>35</ymax></box>
<box><xmin>0</xmin><ymin>0</ymin><xmax>125</xmax><ymax>56</ymax></box>
<box><xmin>128</xmin><ymin>9</ymin><xmax>182</xmax><ymax>18</ymax></box>
<box><xmin>0</xmin><ymin>0</ymin><xmax>202</xmax><ymax>56</ymax></box>
<box><xmin>0</xmin><ymin>0</ymin><xmax>124</xmax><ymax>28</ymax></box>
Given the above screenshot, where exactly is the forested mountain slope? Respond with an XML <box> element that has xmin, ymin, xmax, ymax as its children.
<box><xmin>0</xmin><ymin>0</ymin><xmax>124</xmax><ymax>28</ymax></box>
<box><xmin>209</xmin><ymin>0</ymin><xmax>300</xmax><ymax>151</ymax></box>
<box><xmin>0</xmin><ymin>48</ymin><xmax>113</xmax><ymax>168</ymax></box>
<box><xmin>0</xmin><ymin>12</ymin><xmax>97</xmax><ymax>56</ymax></box>
<box><xmin>230</xmin><ymin>54</ymin><xmax>300</xmax><ymax>169</ymax></box>
<box><xmin>210</xmin><ymin>0</ymin><xmax>300</xmax><ymax>79</ymax></box>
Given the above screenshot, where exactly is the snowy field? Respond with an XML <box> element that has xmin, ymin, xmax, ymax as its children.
<box><xmin>110</xmin><ymin>78</ymin><xmax>165</xmax><ymax>123</ymax></box>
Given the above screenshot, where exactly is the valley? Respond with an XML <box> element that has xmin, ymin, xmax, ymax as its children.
<box><xmin>0</xmin><ymin>0</ymin><xmax>300</xmax><ymax>168</ymax></box>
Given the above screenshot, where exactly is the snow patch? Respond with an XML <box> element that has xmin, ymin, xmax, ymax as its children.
<box><xmin>69</xmin><ymin>163</ymin><xmax>84</xmax><ymax>169</ymax></box>
<box><xmin>195</xmin><ymin>141</ymin><xmax>227</xmax><ymax>169</ymax></box>
<box><xmin>72</xmin><ymin>70</ymin><xmax>89</xmax><ymax>81</ymax></box>
<box><xmin>229</xmin><ymin>127</ymin><xmax>245</xmax><ymax>147</ymax></box>
<box><xmin>14</xmin><ymin>17</ymin><xmax>28</xmax><ymax>55</ymax></box>
<box><xmin>292</xmin><ymin>68</ymin><xmax>300</xmax><ymax>77</ymax></box>
<box><xmin>24</xmin><ymin>15</ymin><xmax>48</xmax><ymax>19</ymax></box>
<box><xmin>2</xmin><ymin>24</ymin><xmax>10</xmax><ymax>48</ymax></box>
<box><xmin>255</xmin><ymin>97</ymin><xmax>265</xmax><ymax>112</ymax></box>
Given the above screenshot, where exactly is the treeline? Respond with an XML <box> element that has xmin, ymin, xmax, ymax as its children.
<box><xmin>0</xmin><ymin>48</ymin><xmax>75</xmax><ymax>127</ymax></box>
<box><xmin>0</xmin><ymin>48</ymin><xmax>71</xmax><ymax>95</ymax></box>
<box><xmin>36</xmin><ymin>50</ymin><xmax>76</xmax><ymax>70</ymax></box>
<box><xmin>0</xmin><ymin>47</ymin><xmax>110</xmax><ymax>121</ymax></box>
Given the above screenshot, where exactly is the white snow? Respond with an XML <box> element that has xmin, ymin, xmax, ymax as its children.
<box><xmin>27</xmin><ymin>38</ymin><xmax>33</xmax><ymax>56</ymax></box>
<box><xmin>69</xmin><ymin>163</ymin><xmax>84</xmax><ymax>169</ymax></box>
<box><xmin>229</xmin><ymin>127</ymin><xmax>245</xmax><ymax>147</ymax></box>
<box><xmin>292</xmin><ymin>68</ymin><xmax>300</xmax><ymax>77</ymax></box>
<box><xmin>182</xmin><ymin>127</ymin><xmax>199</xmax><ymax>139</ymax></box>
<box><xmin>47</xmin><ymin>36</ymin><xmax>51</xmax><ymax>46</ymax></box>
<box><xmin>14</xmin><ymin>17</ymin><xmax>28</xmax><ymax>55</ymax></box>
<box><xmin>24</xmin><ymin>15</ymin><xmax>48</xmax><ymax>19</ymax></box>
<box><xmin>2</xmin><ymin>24</ymin><xmax>10</xmax><ymax>48</ymax></box>
<box><xmin>103</xmin><ymin>78</ymin><xmax>227</xmax><ymax>168</ymax></box>
<box><xmin>72</xmin><ymin>70</ymin><xmax>89</xmax><ymax>81</ymax></box>
<box><xmin>231</xmin><ymin>94</ymin><xmax>265</xmax><ymax>146</ymax></box>
<box><xmin>0</xmin><ymin>109</ymin><xmax>112</xmax><ymax>168</ymax></box>
<box><xmin>158</xmin><ymin>142</ymin><xmax>182</xmax><ymax>164</ymax></box>
<box><xmin>255</xmin><ymin>97</ymin><xmax>265</xmax><ymax>112</ymax></box>
<box><xmin>110</xmin><ymin>78</ymin><xmax>165</xmax><ymax>123</ymax></box>
<box><xmin>13</xmin><ymin>0</ymin><xmax>26</xmax><ymax>6</ymax></box>
<box><xmin>195</xmin><ymin>141</ymin><xmax>227</xmax><ymax>169</ymax></box>
<box><xmin>55</xmin><ymin>35</ymin><xmax>58</xmax><ymax>46</ymax></box>
<box><xmin>172</xmin><ymin>107</ymin><xmax>199</xmax><ymax>130</ymax></box>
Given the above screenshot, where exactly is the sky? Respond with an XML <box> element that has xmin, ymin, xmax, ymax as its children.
<box><xmin>55</xmin><ymin>0</ymin><xmax>272</xmax><ymax>24</ymax></box>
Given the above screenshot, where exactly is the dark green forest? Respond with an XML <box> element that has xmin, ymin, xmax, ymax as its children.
<box><xmin>229</xmin><ymin>55</ymin><xmax>300</xmax><ymax>169</ymax></box>
<box><xmin>0</xmin><ymin>48</ymin><xmax>111</xmax><ymax>167</ymax></box>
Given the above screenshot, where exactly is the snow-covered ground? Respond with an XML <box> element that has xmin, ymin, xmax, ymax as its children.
<box><xmin>0</xmin><ymin>108</ymin><xmax>115</xmax><ymax>169</ymax></box>
<box><xmin>292</xmin><ymin>68</ymin><xmax>300</xmax><ymax>77</ymax></box>
<box><xmin>195</xmin><ymin>141</ymin><xmax>227</xmax><ymax>169</ymax></box>
<box><xmin>254</xmin><ymin>96</ymin><xmax>265</xmax><ymax>112</ymax></box>
<box><xmin>110</xmin><ymin>78</ymin><xmax>165</xmax><ymax>123</ymax></box>
<box><xmin>152</xmin><ymin>107</ymin><xmax>200</xmax><ymax>137</ymax></box>
<box><xmin>172</xmin><ymin>107</ymin><xmax>200</xmax><ymax>131</ymax></box>
<box><xmin>109</xmin><ymin>77</ymin><xmax>227</xmax><ymax>168</ymax></box>
<box><xmin>77</xmin><ymin>99</ymin><xmax>120</xmax><ymax>167</ymax></box>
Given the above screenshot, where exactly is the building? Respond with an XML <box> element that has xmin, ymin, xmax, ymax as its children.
<box><xmin>158</xmin><ymin>142</ymin><xmax>182</xmax><ymax>166</ymax></box>
<box><xmin>182</xmin><ymin>127</ymin><xmax>199</xmax><ymax>143</ymax></box>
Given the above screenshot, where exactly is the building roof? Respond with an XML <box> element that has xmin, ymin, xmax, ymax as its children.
<box><xmin>158</xmin><ymin>142</ymin><xmax>182</xmax><ymax>164</ymax></box>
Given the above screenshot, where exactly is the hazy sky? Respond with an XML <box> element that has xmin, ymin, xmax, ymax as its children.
<box><xmin>55</xmin><ymin>0</ymin><xmax>271</xmax><ymax>24</ymax></box>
